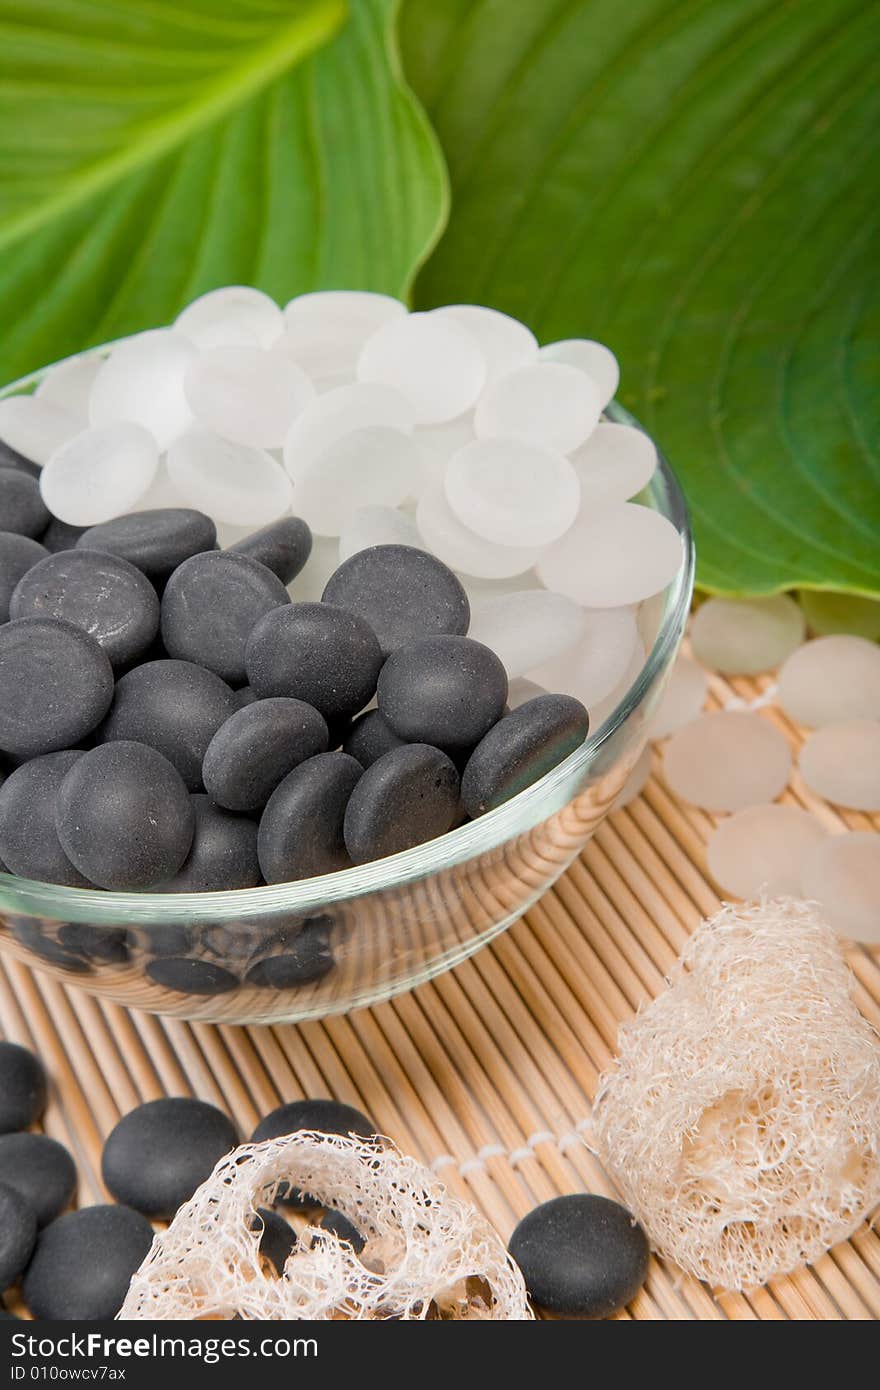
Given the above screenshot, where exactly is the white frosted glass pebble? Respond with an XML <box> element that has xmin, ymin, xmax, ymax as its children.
<box><xmin>690</xmin><ymin>594</ymin><xmax>805</xmax><ymax>675</ymax></box>
<box><xmin>636</xmin><ymin>589</ymin><xmax>667</xmax><ymax>652</ymax></box>
<box><xmin>287</xmin><ymin>535</ymin><xmax>341</xmax><ymax>603</ymax></box>
<box><xmin>458</xmin><ymin>571</ymin><xmax>541</xmax><ymax>607</ymax></box>
<box><xmin>777</xmin><ymin>635</ymin><xmax>880</xmax><ymax>727</ymax></box>
<box><xmin>537</xmin><ymin>338</ymin><xmax>619</xmax><ymax>408</ymax></box>
<box><xmin>415</xmin><ymin>414</ymin><xmax>476</xmax><ymax>486</ymax></box>
<box><xmin>475</xmin><ymin>361</ymin><xmax>599</xmax><ymax>454</ymax></box>
<box><xmin>283</xmin><ymin>382</ymin><xmax>415</xmax><ymax>481</ymax></box>
<box><xmin>283</xmin><ymin>291</ymin><xmax>406</xmax><ymax>382</ymax></box>
<box><xmin>184</xmin><ymin>346</ymin><xmax>314</xmax><ymax>449</ymax></box>
<box><xmin>415</xmin><ymin>480</ymin><xmax>543</xmax><ymax>579</ymax></box>
<box><xmin>0</xmin><ymin>395</ymin><xmax>81</xmax><ymax>465</ymax></box>
<box><xmin>40</xmin><ymin>423</ymin><xmax>158</xmax><ymax>525</ymax></box>
<box><xmin>468</xmin><ymin>590</ymin><xmax>586</xmax><ymax>679</ymax></box>
<box><xmin>528</xmin><ymin>606</ymin><xmax>639</xmax><ymax>709</ymax></box>
<box><xmin>588</xmin><ymin>638</ymin><xmax>647</xmax><ymax>728</ymax></box>
<box><xmin>663</xmin><ymin>711</ymin><xmax>792</xmax><ymax>812</ymax></box>
<box><xmin>432</xmin><ymin>305</ymin><xmax>536</xmax><ymax>383</ymax></box>
<box><xmin>89</xmin><ymin>329</ymin><xmax>196</xmax><ymax>449</ymax></box>
<box><xmin>799</xmin><ymin>720</ymin><xmax>880</xmax><ymax>810</ymax></box>
<box><xmin>175</xmin><ymin>286</ymin><xmax>283</xmax><ymax>350</ymax></box>
<box><xmin>800</xmin><ymin>831</ymin><xmax>880</xmax><ymax>943</ymax></box>
<box><xmin>338</xmin><ymin>504</ymin><xmax>421</xmax><ymax>562</ymax></box>
<box><xmin>167</xmin><ymin>428</ymin><xmax>292</xmax><ymax>527</ymax></box>
<box><xmin>649</xmin><ymin>655</ymin><xmax>708</xmax><ymax>738</ymax></box>
<box><xmin>799</xmin><ymin>589</ymin><xmax>880</xmax><ymax>641</ymax></box>
<box><xmin>506</xmin><ymin>677</ymin><xmax>548</xmax><ymax>709</ymax></box>
<box><xmin>358</xmin><ymin>311</ymin><xmax>486</xmax><ymax>424</ymax></box>
<box><xmin>445</xmin><ymin>437</ymin><xmax>580</xmax><ymax>546</ymax></box>
<box><xmin>35</xmin><ymin>355</ymin><xmax>101</xmax><ymax>418</ymax></box>
<box><xmin>133</xmin><ymin>464</ymin><xmax>188</xmax><ymax>512</ymax></box>
<box><xmin>294</xmin><ymin>426</ymin><xmax>417</xmax><ymax>536</ymax></box>
<box><xmin>537</xmin><ymin>502</ymin><xmax>684</xmax><ymax>607</ymax></box>
<box><xmin>615</xmin><ymin>745</ymin><xmax>652</xmax><ymax>809</ymax></box>
<box><xmin>571</xmin><ymin>422</ymin><xmax>656</xmax><ymax>505</ymax></box>
<box><xmin>707</xmin><ymin>804</ymin><xmax>828</xmax><ymax>898</ymax></box>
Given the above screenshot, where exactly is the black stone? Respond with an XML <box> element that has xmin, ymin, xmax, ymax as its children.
<box><xmin>0</xmin><ymin>531</ymin><xmax>48</xmax><ymax>622</ymax></box>
<box><xmin>77</xmin><ymin>508</ymin><xmax>217</xmax><ymax>584</ymax></box>
<box><xmin>246</xmin><ymin>602</ymin><xmax>382</xmax><ymax>723</ymax></box>
<box><xmin>202</xmin><ymin>698</ymin><xmax>328</xmax><ymax>813</ymax></box>
<box><xmin>129</xmin><ymin>922</ymin><xmax>194</xmax><ymax>959</ymax></box>
<box><xmin>320</xmin><ymin>1208</ymin><xmax>365</xmax><ymax>1254</ymax></box>
<box><xmin>23</xmin><ymin>1204</ymin><xmax>154</xmax><ymax>1320</ymax></box>
<box><xmin>461</xmin><ymin>695</ymin><xmax>589</xmax><ymax>817</ymax></box>
<box><xmin>508</xmin><ymin>1194</ymin><xmax>649</xmax><ymax>1319</ymax></box>
<box><xmin>0</xmin><ymin>1041</ymin><xmax>47</xmax><ymax>1133</ymax></box>
<box><xmin>378</xmin><ymin>635</ymin><xmax>508</xmax><ymax>751</ymax></box>
<box><xmin>0</xmin><ymin>618</ymin><xmax>114</xmax><ymax>760</ymax></box>
<box><xmin>0</xmin><ymin>751</ymin><xmax>92</xmax><ymax>887</ymax></box>
<box><xmin>0</xmin><ymin>1183</ymin><xmax>37</xmax><ymax>1289</ymax></box>
<box><xmin>246</xmin><ymin>921</ymin><xmax>334</xmax><ymax>989</ymax></box>
<box><xmin>41</xmin><ymin>518</ymin><xmax>87</xmax><ymax>554</ymax></box>
<box><xmin>257</xmin><ymin>752</ymin><xmax>361</xmax><ymax>883</ymax></box>
<box><xmin>233</xmin><ymin>685</ymin><xmax>258</xmax><ymax>708</ymax></box>
<box><xmin>0</xmin><ymin>467</ymin><xmax>49</xmax><ymax>539</ymax></box>
<box><xmin>343</xmin><ymin>743</ymin><xmax>459</xmax><ymax>864</ymax></box>
<box><xmin>57</xmin><ymin>923</ymin><xmax>130</xmax><ymax>965</ymax></box>
<box><xmin>55</xmin><ymin>741</ymin><xmax>194</xmax><ymax>890</ymax></box>
<box><xmin>155</xmin><ymin>794</ymin><xmax>260</xmax><ymax>891</ymax></box>
<box><xmin>255</xmin><ymin>1207</ymin><xmax>296</xmax><ymax>1275</ymax></box>
<box><xmin>0</xmin><ymin>1132</ymin><xmax>77</xmax><ymax>1226</ymax></box>
<box><xmin>102</xmin><ymin>1097</ymin><xmax>237</xmax><ymax>1220</ymax></box>
<box><xmin>10</xmin><ymin>918</ymin><xmax>91</xmax><ymax>974</ymax></box>
<box><xmin>230</xmin><ymin>516</ymin><xmax>312</xmax><ymax>585</ymax></box>
<box><xmin>161</xmin><ymin>550</ymin><xmax>289</xmax><ymax>685</ymax></box>
<box><xmin>322</xmin><ymin>544</ymin><xmax>469</xmax><ymax>657</ymax></box>
<box><xmin>341</xmin><ymin>708</ymin><xmax>404</xmax><ymax>768</ymax></box>
<box><xmin>252</xmin><ymin>1098</ymin><xmax>376</xmax><ymax>1145</ymax></box>
<box><xmin>146</xmin><ymin>957</ymin><xmax>238</xmax><ymax>996</ymax></box>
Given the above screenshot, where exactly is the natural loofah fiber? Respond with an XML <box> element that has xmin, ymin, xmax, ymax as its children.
<box><xmin>119</xmin><ymin>1130</ymin><xmax>531</xmax><ymax>1320</ymax></box>
<box><xmin>593</xmin><ymin>898</ymin><xmax>880</xmax><ymax>1291</ymax></box>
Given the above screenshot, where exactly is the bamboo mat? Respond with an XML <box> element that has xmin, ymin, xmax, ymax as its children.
<box><xmin>1</xmin><ymin>662</ymin><xmax>878</xmax><ymax>1321</ymax></box>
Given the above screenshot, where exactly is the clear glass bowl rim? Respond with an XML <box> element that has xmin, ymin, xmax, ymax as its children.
<box><xmin>0</xmin><ymin>345</ymin><xmax>695</xmax><ymax>924</ymax></box>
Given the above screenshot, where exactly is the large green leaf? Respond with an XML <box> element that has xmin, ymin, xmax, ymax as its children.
<box><xmin>0</xmin><ymin>0</ymin><xmax>447</xmax><ymax>383</ymax></box>
<box><xmin>401</xmin><ymin>0</ymin><xmax>880</xmax><ymax>597</ymax></box>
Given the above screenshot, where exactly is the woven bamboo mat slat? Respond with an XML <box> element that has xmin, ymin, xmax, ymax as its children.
<box><xmin>1</xmin><ymin>666</ymin><xmax>878</xmax><ymax>1320</ymax></box>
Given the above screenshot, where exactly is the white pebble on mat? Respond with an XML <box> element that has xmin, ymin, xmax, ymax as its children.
<box><xmin>690</xmin><ymin>594</ymin><xmax>806</xmax><ymax>675</ymax></box>
<box><xmin>707</xmin><ymin>804</ymin><xmax>828</xmax><ymax>898</ymax></box>
<box><xmin>537</xmin><ymin>502</ymin><xmax>683</xmax><ymax>607</ymax></box>
<box><xmin>800</xmin><ymin>831</ymin><xmax>880</xmax><ymax>943</ymax></box>
<box><xmin>798</xmin><ymin>720</ymin><xmax>880</xmax><ymax>810</ymax></box>
<box><xmin>777</xmin><ymin>635</ymin><xmax>880</xmax><ymax>727</ymax></box>
<box><xmin>40</xmin><ymin>423</ymin><xmax>158</xmax><ymax>525</ymax></box>
<box><xmin>475</xmin><ymin>361</ymin><xmax>599</xmax><ymax>454</ymax></box>
<box><xmin>663</xmin><ymin>711</ymin><xmax>792</xmax><ymax>812</ymax></box>
<box><xmin>89</xmin><ymin>329</ymin><xmax>196</xmax><ymax>450</ymax></box>
<box><xmin>614</xmin><ymin>745</ymin><xmax>653</xmax><ymax>809</ymax></box>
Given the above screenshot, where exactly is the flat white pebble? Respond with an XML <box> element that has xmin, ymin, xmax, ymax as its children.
<box><xmin>615</xmin><ymin>745</ymin><xmax>652</xmax><ymax>808</ymax></box>
<box><xmin>458</xmin><ymin>571</ymin><xmax>541</xmax><ymax>606</ymax></box>
<box><xmin>283</xmin><ymin>291</ymin><xmax>406</xmax><ymax>382</ymax></box>
<box><xmin>506</xmin><ymin>677</ymin><xmax>548</xmax><ymax>709</ymax></box>
<box><xmin>649</xmin><ymin>655</ymin><xmax>708</xmax><ymax>738</ymax></box>
<box><xmin>184</xmin><ymin>346</ymin><xmax>314</xmax><ymax>448</ymax></box>
<box><xmin>570</xmin><ymin>423</ymin><xmax>656</xmax><ymax>505</ymax></box>
<box><xmin>690</xmin><ymin>594</ymin><xmax>805</xmax><ymax>675</ymax></box>
<box><xmin>89</xmin><ymin>329</ymin><xmax>196</xmax><ymax>449</ymax></box>
<box><xmin>445</xmin><ymin>437</ymin><xmax>580</xmax><ymax>546</ymax></box>
<box><xmin>707</xmin><ymin>804</ymin><xmax>828</xmax><ymax>898</ymax></box>
<box><xmin>798</xmin><ymin>720</ymin><xmax>880</xmax><ymax>810</ymax></box>
<box><xmin>35</xmin><ymin>356</ymin><xmax>101</xmax><ymax>418</ymax></box>
<box><xmin>283</xmin><ymin>382</ymin><xmax>415</xmax><ymax>481</ymax></box>
<box><xmin>286</xmin><ymin>535</ymin><xmax>342</xmax><ymax>603</ymax></box>
<box><xmin>415</xmin><ymin>414</ymin><xmax>476</xmax><ymax>486</ymax></box>
<box><xmin>0</xmin><ymin>396</ymin><xmax>81</xmax><ymax>465</ymax></box>
<box><xmin>777</xmin><ymin>635</ymin><xmax>880</xmax><ymax>727</ymax></box>
<box><xmin>415</xmin><ymin>480</ymin><xmax>543</xmax><ymax>579</ymax></box>
<box><xmin>175</xmin><ymin>286</ymin><xmax>283</xmax><ymax>350</ymax></box>
<box><xmin>357</xmin><ymin>311</ymin><xmax>485</xmax><ymax>424</ymax></box>
<box><xmin>40</xmin><ymin>423</ymin><xmax>158</xmax><ymax>525</ymax></box>
<box><xmin>475</xmin><ymin>361</ymin><xmax>599</xmax><ymax>454</ymax></box>
<box><xmin>431</xmin><ymin>305</ymin><xmax>536</xmax><ymax>383</ymax></box>
<box><xmin>798</xmin><ymin>590</ymin><xmax>880</xmax><ymax>641</ymax></box>
<box><xmin>468</xmin><ymin>590</ymin><xmax>586</xmax><ymax>678</ymax></box>
<box><xmin>537</xmin><ymin>502</ymin><xmax>683</xmax><ymax>607</ymax></box>
<box><xmin>537</xmin><ymin>339</ymin><xmax>620</xmax><ymax>408</ymax></box>
<box><xmin>338</xmin><ymin>505</ymin><xmax>421</xmax><ymax>562</ymax></box>
<box><xmin>167</xmin><ymin>428</ymin><xmax>292</xmax><ymax>526</ymax></box>
<box><xmin>800</xmin><ymin>831</ymin><xmax>880</xmax><ymax>943</ymax></box>
<box><xmin>293</xmin><ymin>426</ymin><xmax>417</xmax><ymax>535</ymax></box>
<box><xmin>663</xmin><ymin>711</ymin><xmax>792</xmax><ymax>812</ymax></box>
<box><xmin>588</xmin><ymin>638</ymin><xmax>647</xmax><ymax>728</ymax></box>
<box><xmin>528</xmin><ymin>606</ymin><xmax>639</xmax><ymax>710</ymax></box>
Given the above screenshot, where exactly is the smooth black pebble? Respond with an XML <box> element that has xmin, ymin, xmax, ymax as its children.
<box><xmin>0</xmin><ymin>1132</ymin><xmax>77</xmax><ymax>1226</ymax></box>
<box><xmin>10</xmin><ymin>918</ymin><xmax>91</xmax><ymax>974</ymax></box>
<box><xmin>146</xmin><ymin>957</ymin><xmax>238</xmax><ymax>996</ymax></box>
<box><xmin>342</xmin><ymin>708</ymin><xmax>404</xmax><ymax>768</ymax></box>
<box><xmin>0</xmin><ymin>532</ymin><xmax>48</xmax><ymax>622</ymax></box>
<box><xmin>0</xmin><ymin>467</ymin><xmax>49</xmax><ymax>539</ymax></box>
<box><xmin>255</xmin><ymin>1207</ymin><xmax>296</xmax><ymax>1275</ymax></box>
<box><xmin>203</xmin><ymin>698</ymin><xmax>328</xmax><ymax>813</ymax></box>
<box><xmin>378</xmin><ymin>635</ymin><xmax>508</xmax><ymax>751</ymax></box>
<box><xmin>246</xmin><ymin>919</ymin><xmax>334</xmax><ymax>989</ymax></box>
<box><xmin>0</xmin><ymin>1183</ymin><xmax>37</xmax><ymax>1289</ymax></box>
<box><xmin>23</xmin><ymin>1204</ymin><xmax>153</xmax><ymax>1320</ymax></box>
<box><xmin>508</xmin><ymin>1194</ymin><xmax>649</xmax><ymax>1319</ymax></box>
<box><xmin>322</xmin><ymin>544</ymin><xmax>470</xmax><ymax>657</ymax></box>
<box><xmin>155</xmin><ymin>794</ymin><xmax>260</xmax><ymax>891</ymax></box>
<box><xmin>0</xmin><ymin>751</ymin><xmax>92</xmax><ymax>887</ymax></box>
<box><xmin>343</xmin><ymin>743</ymin><xmax>459</xmax><ymax>864</ymax></box>
<box><xmin>320</xmin><ymin>1208</ymin><xmax>365</xmax><ymax>1254</ymax></box>
<box><xmin>10</xmin><ymin>549</ymin><xmax>159</xmax><ymax>668</ymax></box>
<box><xmin>99</xmin><ymin>658</ymin><xmax>237</xmax><ymax>790</ymax></box>
<box><xmin>0</xmin><ymin>1041</ymin><xmax>47</xmax><ymax>1133</ymax></box>
<box><xmin>252</xmin><ymin>1098</ymin><xmax>376</xmax><ymax>1145</ymax></box>
<box><xmin>57</xmin><ymin>923</ymin><xmax>130</xmax><ymax>966</ymax></box>
<box><xmin>77</xmin><ymin>508</ymin><xmax>217</xmax><ymax>584</ymax></box>
<box><xmin>257</xmin><ymin>752</ymin><xmax>361</xmax><ymax>883</ymax></box>
<box><xmin>41</xmin><ymin>518</ymin><xmax>87</xmax><ymax>554</ymax></box>
<box><xmin>102</xmin><ymin>1097</ymin><xmax>237</xmax><ymax>1220</ymax></box>
<box><xmin>461</xmin><ymin>694</ymin><xmax>589</xmax><ymax>817</ymax></box>
<box><xmin>161</xmin><ymin>550</ymin><xmax>289</xmax><ymax>684</ymax></box>
<box><xmin>246</xmin><ymin>602</ymin><xmax>382</xmax><ymax>723</ymax></box>
<box><xmin>230</xmin><ymin>516</ymin><xmax>312</xmax><ymax>584</ymax></box>
<box><xmin>55</xmin><ymin>741</ymin><xmax>194</xmax><ymax>889</ymax></box>
<box><xmin>0</xmin><ymin>618</ymin><xmax>114</xmax><ymax>759</ymax></box>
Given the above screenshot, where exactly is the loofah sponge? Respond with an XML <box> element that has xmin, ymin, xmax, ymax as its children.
<box><xmin>119</xmin><ymin>1130</ymin><xmax>531</xmax><ymax>1320</ymax></box>
<box><xmin>593</xmin><ymin>898</ymin><xmax>880</xmax><ymax>1291</ymax></box>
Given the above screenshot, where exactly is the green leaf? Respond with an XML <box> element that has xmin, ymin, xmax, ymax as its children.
<box><xmin>0</xmin><ymin>0</ymin><xmax>448</xmax><ymax>383</ymax></box>
<box><xmin>401</xmin><ymin>0</ymin><xmax>880</xmax><ymax>597</ymax></box>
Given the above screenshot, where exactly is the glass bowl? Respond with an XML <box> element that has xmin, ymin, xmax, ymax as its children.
<box><xmin>0</xmin><ymin>346</ymin><xmax>694</xmax><ymax>1024</ymax></box>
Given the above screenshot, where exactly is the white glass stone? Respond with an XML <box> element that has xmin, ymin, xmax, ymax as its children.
<box><xmin>39</xmin><ymin>423</ymin><xmax>158</xmax><ymax>526</ymax></box>
<box><xmin>537</xmin><ymin>338</ymin><xmax>620</xmax><ymax>408</ymax></box>
<box><xmin>287</xmin><ymin>535</ymin><xmax>341</xmax><ymax>603</ymax></box>
<box><xmin>431</xmin><ymin>305</ymin><xmax>536</xmax><ymax>383</ymax></box>
<box><xmin>707</xmin><ymin>804</ymin><xmax>828</xmax><ymax>899</ymax></box>
<box><xmin>89</xmin><ymin>329</ymin><xmax>196</xmax><ymax>449</ymax></box>
<box><xmin>475</xmin><ymin>361</ymin><xmax>599</xmax><ymax>454</ymax></box>
<box><xmin>338</xmin><ymin>504</ymin><xmax>421</xmax><ymax>562</ymax></box>
<box><xmin>615</xmin><ymin>745</ymin><xmax>653</xmax><ymax>809</ymax></box>
<box><xmin>798</xmin><ymin>720</ymin><xmax>880</xmax><ymax>811</ymax></box>
<box><xmin>293</xmin><ymin>426</ymin><xmax>418</xmax><ymax>536</ymax></box>
<box><xmin>506</xmin><ymin>677</ymin><xmax>548</xmax><ymax>709</ymax></box>
<box><xmin>528</xmin><ymin>605</ymin><xmax>640</xmax><ymax>710</ymax></box>
<box><xmin>468</xmin><ymin>590</ymin><xmax>586</xmax><ymax>679</ymax></box>
<box><xmin>537</xmin><ymin>502</ymin><xmax>684</xmax><ymax>607</ymax></box>
<box><xmin>777</xmin><ymin>635</ymin><xmax>880</xmax><ymax>727</ymax></box>
<box><xmin>167</xmin><ymin>428</ymin><xmax>292</xmax><ymax>527</ymax></box>
<box><xmin>283</xmin><ymin>291</ymin><xmax>406</xmax><ymax>382</ymax></box>
<box><xmin>35</xmin><ymin>355</ymin><xmax>101</xmax><ymax>418</ymax></box>
<box><xmin>415</xmin><ymin>480</ymin><xmax>543</xmax><ymax>579</ymax></box>
<box><xmin>663</xmin><ymin>711</ymin><xmax>792</xmax><ymax>813</ymax></box>
<box><xmin>184</xmin><ymin>346</ymin><xmax>314</xmax><ymax>449</ymax></box>
<box><xmin>458</xmin><ymin>571</ymin><xmax>541</xmax><ymax>607</ymax></box>
<box><xmin>175</xmin><ymin>286</ymin><xmax>283</xmax><ymax>350</ymax></box>
<box><xmin>283</xmin><ymin>382</ymin><xmax>415</xmax><ymax>481</ymax></box>
<box><xmin>799</xmin><ymin>589</ymin><xmax>880</xmax><ymax>641</ymax></box>
<box><xmin>133</xmin><ymin>464</ymin><xmax>188</xmax><ymax>512</ymax></box>
<box><xmin>415</xmin><ymin>414</ymin><xmax>476</xmax><ymax>487</ymax></box>
<box><xmin>690</xmin><ymin>594</ymin><xmax>805</xmax><ymax>675</ymax></box>
<box><xmin>649</xmin><ymin>655</ymin><xmax>708</xmax><ymax>738</ymax></box>
<box><xmin>588</xmin><ymin>638</ymin><xmax>647</xmax><ymax>728</ymax></box>
<box><xmin>357</xmin><ymin>311</ymin><xmax>486</xmax><ymax>424</ymax></box>
<box><xmin>570</xmin><ymin>422</ymin><xmax>656</xmax><ymax>505</ymax></box>
<box><xmin>0</xmin><ymin>395</ymin><xmax>81</xmax><ymax>465</ymax></box>
<box><xmin>444</xmin><ymin>437</ymin><xmax>580</xmax><ymax>547</ymax></box>
<box><xmin>800</xmin><ymin>831</ymin><xmax>880</xmax><ymax>943</ymax></box>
